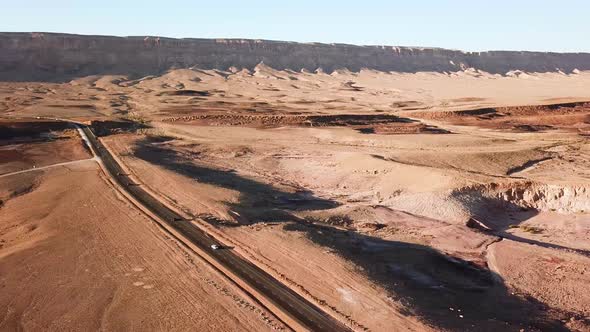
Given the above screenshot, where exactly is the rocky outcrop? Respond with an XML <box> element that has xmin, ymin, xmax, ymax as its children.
<box><xmin>454</xmin><ymin>182</ymin><xmax>590</xmax><ymax>214</ymax></box>
<box><xmin>1</xmin><ymin>32</ymin><xmax>590</xmax><ymax>81</ymax></box>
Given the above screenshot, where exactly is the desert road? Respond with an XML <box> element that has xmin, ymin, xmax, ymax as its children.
<box><xmin>76</xmin><ymin>124</ymin><xmax>350</xmax><ymax>332</ymax></box>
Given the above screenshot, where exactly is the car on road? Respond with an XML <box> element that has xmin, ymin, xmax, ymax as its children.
<box><xmin>210</xmin><ymin>244</ymin><xmax>220</xmax><ymax>250</ymax></box>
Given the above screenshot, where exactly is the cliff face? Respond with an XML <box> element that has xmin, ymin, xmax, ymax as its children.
<box><xmin>1</xmin><ymin>32</ymin><xmax>590</xmax><ymax>81</ymax></box>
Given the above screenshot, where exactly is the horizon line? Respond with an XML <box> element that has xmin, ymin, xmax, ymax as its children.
<box><xmin>2</xmin><ymin>31</ymin><xmax>590</xmax><ymax>55</ymax></box>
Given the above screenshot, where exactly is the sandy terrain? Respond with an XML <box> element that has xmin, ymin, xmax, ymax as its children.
<box><xmin>0</xmin><ymin>132</ymin><xmax>284</xmax><ymax>331</ymax></box>
<box><xmin>1</xmin><ymin>67</ymin><xmax>590</xmax><ymax>331</ymax></box>
<box><xmin>0</xmin><ymin>121</ymin><xmax>91</xmax><ymax>175</ymax></box>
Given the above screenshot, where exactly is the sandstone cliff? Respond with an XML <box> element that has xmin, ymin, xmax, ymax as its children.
<box><xmin>1</xmin><ymin>32</ymin><xmax>589</xmax><ymax>81</ymax></box>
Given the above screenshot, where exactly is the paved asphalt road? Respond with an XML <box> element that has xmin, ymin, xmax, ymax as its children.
<box><xmin>80</xmin><ymin>125</ymin><xmax>351</xmax><ymax>332</ymax></box>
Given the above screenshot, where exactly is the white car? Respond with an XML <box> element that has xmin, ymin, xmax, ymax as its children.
<box><xmin>210</xmin><ymin>244</ymin><xmax>220</xmax><ymax>250</ymax></box>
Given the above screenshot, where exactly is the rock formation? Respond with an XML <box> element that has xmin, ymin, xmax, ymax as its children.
<box><xmin>1</xmin><ymin>32</ymin><xmax>590</xmax><ymax>81</ymax></box>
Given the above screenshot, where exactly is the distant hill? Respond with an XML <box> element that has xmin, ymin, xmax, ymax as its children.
<box><xmin>1</xmin><ymin>32</ymin><xmax>589</xmax><ymax>81</ymax></box>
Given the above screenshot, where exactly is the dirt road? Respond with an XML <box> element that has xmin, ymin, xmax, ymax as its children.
<box><xmin>0</xmin><ymin>158</ymin><xmax>96</xmax><ymax>179</ymax></box>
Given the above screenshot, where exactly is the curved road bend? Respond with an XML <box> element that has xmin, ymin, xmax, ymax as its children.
<box><xmin>79</xmin><ymin>125</ymin><xmax>351</xmax><ymax>332</ymax></box>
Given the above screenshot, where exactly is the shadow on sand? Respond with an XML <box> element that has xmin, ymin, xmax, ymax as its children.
<box><xmin>133</xmin><ymin>136</ymin><xmax>338</xmax><ymax>222</ymax></box>
<box><xmin>133</xmin><ymin>136</ymin><xmax>569</xmax><ymax>331</ymax></box>
<box><xmin>469</xmin><ymin>197</ymin><xmax>590</xmax><ymax>257</ymax></box>
<box><xmin>283</xmin><ymin>223</ymin><xmax>568</xmax><ymax>332</ymax></box>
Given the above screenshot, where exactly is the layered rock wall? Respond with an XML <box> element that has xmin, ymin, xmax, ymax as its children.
<box><xmin>1</xmin><ymin>32</ymin><xmax>589</xmax><ymax>81</ymax></box>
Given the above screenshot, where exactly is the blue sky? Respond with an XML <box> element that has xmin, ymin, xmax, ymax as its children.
<box><xmin>3</xmin><ymin>1</ymin><xmax>589</xmax><ymax>52</ymax></box>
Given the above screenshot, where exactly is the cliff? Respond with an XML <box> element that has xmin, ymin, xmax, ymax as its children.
<box><xmin>1</xmin><ymin>32</ymin><xmax>589</xmax><ymax>82</ymax></box>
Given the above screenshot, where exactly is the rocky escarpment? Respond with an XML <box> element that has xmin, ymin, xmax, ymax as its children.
<box><xmin>453</xmin><ymin>182</ymin><xmax>590</xmax><ymax>214</ymax></box>
<box><xmin>1</xmin><ymin>32</ymin><xmax>590</xmax><ymax>81</ymax></box>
